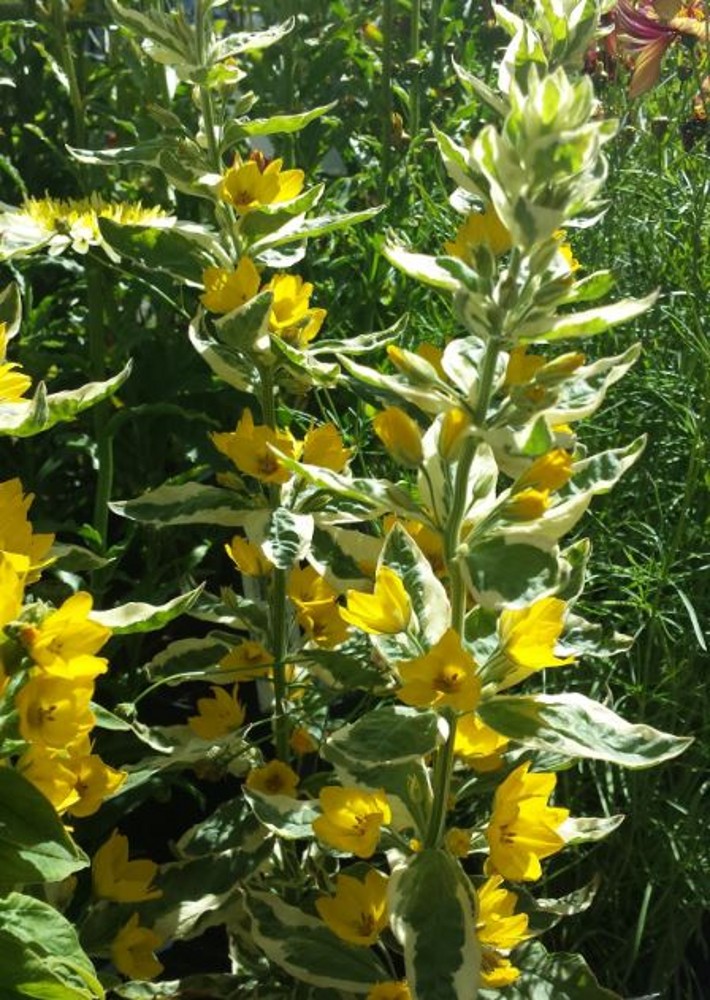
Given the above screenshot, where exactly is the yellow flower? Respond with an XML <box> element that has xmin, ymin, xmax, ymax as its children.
<box><xmin>486</xmin><ymin>762</ymin><xmax>569</xmax><ymax>881</ymax></box>
<box><xmin>497</xmin><ymin>596</ymin><xmax>574</xmax><ymax>689</ymax></box>
<box><xmin>553</xmin><ymin>229</ymin><xmax>581</xmax><ymax>272</ymax></box>
<box><xmin>367</xmin><ymin>983</ymin><xmax>412</xmax><ymax>1000</ymax></box>
<box><xmin>219</xmin><ymin>153</ymin><xmax>304</xmax><ymax>214</ymax></box>
<box><xmin>298</xmin><ymin>601</ymin><xmax>349</xmax><ymax>648</ymax></box>
<box><xmin>5</xmin><ymin>195</ymin><xmax>169</xmax><ymax>257</ymax></box>
<box><xmin>444</xmin><ymin>206</ymin><xmax>512</xmax><ymax>259</ymax></box>
<box><xmin>397</xmin><ymin>628</ymin><xmax>481</xmax><ymax>713</ymax></box>
<box><xmin>504</xmin><ymin>449</ymin><xmax>573</xmax><ymax>521</ymax></box>
<box><xmin>65</xmin><ymin>749</ymin><xmax>127</xmax><ymax>817</ymax></box>
<box><xmin>302</xmin><ymin>423</ymin><xmax>352</xmax><ymax>472</ymax></box>
<box><xmin>290</xmin><ymin>726</ymin><xmax>318</xmax><ymax>755</ymax></box>
<box><xmin>225</xmin><ymin>535</ymin><xmax>272</xmax><ymax>576</ymax></box>
<box><xmin>0</xmin><ymin>323</ymin><xmax>31</xmax><ymax>401</ymax></box>
<box><xmin>341</xmin><ymin>565</ymin><xmax>411</xmax><ymax>636</ymax></box>
<box><xmin>200</xmin><ymin>258</ymin><xmax>261</xmax><ymax>313</ymax></box>
<box><xmin>110</xmin><ymin>913</ymin><xmax>163</xmax><ymax>981</ymax></box>
<box><xmin>92</xmin><ymin>830</ymin><xmax>162</xmax><ymax>902</ymax></box>
<box><xmin>372</xmin><ymin>406</ymin><xmax>423</xmax><ymax>467</ymax></box>
<box><xmin>15</xmin><ymin>673</ymin><xmax>94</xmax><ymax>750</ymax></box>
<box><xmin>316</xmin><ymin>869</ymin><xmax>388</xmax><ymax>946</ymax></box>
<box><xmin>383</xmin><ymin>516</ymin><xmax>445</xmax><ymax>578</ymax></box>
<box><xmin>288</xmin><ymin>564</ymin><xmax>338</xmax><ymax>608</ymax></box>
<box><xmin>504</xmin><ymin>346</ymin><xmax>545</xmax><ymax>388</ymax></box>
<box><xmin>0</xmin><ymin>478</ymin><xmax>54</xmax><ymax>576</ymax></box>
<box><xmin>480</xmin><ymin>952</ymin><xmax>521</xmax><ymax>988</ymax></box>
<box><xmin>0</xmin><ymin>550</ymin><xmax>27</xmax><ymax>630</ymax></box>
<box><xmin>188</xmin><ymin>685</ymin><xmax>246</xmax><ymax>741</ymax></box>
<box><xmin>245</xmin><ymin>760</ymin><xmax>299</xmax><ymax>797</ymax></box>
<box><xmin>211</xmin><ymin>408</ymin><xmax>298</xmax><ymax>485</ymax></box>
<box><xmin>476</xmin><ymin>874</ymin><xmax>529</xmax><ymax>987</ymax></box>
<box><xmin>18</xmin><ymin>746</ymin><xmax>80</xmax><ymax>814</ymax></box>
<box><xmin>476</xmin><ymin>874</ymin><xmax>530</xmax><ymax>951</ymax></box>
<box><xmin>439</xmin><ymin>407</ymin><xmax>470</xmax><ymax>460</ymax></box>
<box><xmin>22</xmin><ymin>591</ymin><xmax>110</xmax><ymax>668</ymax></box>
<box><xmin>265</xmin><ymin>273</ymin><xmax>327</xmax><ymax>347</ymax></box>
<box><xmin>454</xmin><ymin>713</ymin><xmax>509</xmax><ymax>771</ymax></box>
<box><xmin>445</xmin><ymin>827</ymin><xmax>472</xmax><ymax>857</ymax></box>
<box><xmin>515</xmin><ymin>449</ymin><xmax>573</xmax><ymax>493</ymax></box>
<box><xmin>313</xmin><ymin>786</ymin><xmax>391</xmax><ymax>858</ymax></box>
<box><xmin>219</xmin><ymin>640</ymin><xmax>274</xmax><ymax>680</ymax></box>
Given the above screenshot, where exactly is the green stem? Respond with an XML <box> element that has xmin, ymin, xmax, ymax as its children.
<box><xmin>424</xmin><ymin>709</ymin><xmax>457</xmax><ymax>847</ymax></box>
<box><xmin>380</xmin><ymin>0</ymin><xmax>395</xmax><ymax>199</ymax></box>
<box><xmin>49</xmin><ymin>0</ymin><xmax>86</xmax><ymax>151</ymax></box>
<box><xmin>429</xmin><ymin>336</ymin><xmax>502</xmax><ymax>848</ymax></box>
<box><xmin>86</xmin><ymin>258</ymin><xmax>113</xmax><ymax>554</ymax></box>
<box><xmin>430</xmin><ymin>0</ymin><xmax>444</xmax><ymax>96</ymax></box>
<box><xmin>260</xmin><ymin>365</ymin><xmax>290</xmax><ymax>762</ymax></box>
<box><xmin>409</xmin><ymin>0</ymin><xmax>421</xmax><ymax>136</ymax></box>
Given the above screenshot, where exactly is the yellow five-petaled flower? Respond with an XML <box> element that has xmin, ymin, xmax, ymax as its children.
<box><xmin>316</xmin><ymin>869</ymin><xmax>388</xmax><ymax>946</ymax></box>
<box><xmin>313</xmin><ymin>786</ymin><xmax>391</xmax><ymax>858</ymax></box>
<box><xmin>397</xmin><ymin>628</ymin><xmax>481</xmax><ymax>713</ymax></box>
<box><xmin>341</xmin><ymin>565</ymin><xmax>411</xmax><ymax>636</ymax></box>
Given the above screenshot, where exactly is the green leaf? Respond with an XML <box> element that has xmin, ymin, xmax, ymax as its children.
<box><xmin>326</xmin><ymin>705</ymin><xmax>439</xmax><ymax>764</ymax></box>
<box><xmin>0</xmin><ymin>281</ymin><xmax>22</xmax><ymax>341</ymax></box>
<box><xmin>0</xmin><ymin>769</ymin><xmax>88</xmax><ymax>888</ymax></box>
<box><xmin>97</xmin><ymin>219</ymin><xmax>225</xmax><ymax>283</ymax></box>
<box><xmin>270</xmin><ymin>336</ymin><xmax>340</xmax><ymax>388</ymax></box>
<box><xmin>89</xmin><ymin>585</ymin><xmax>204</xmax><ymax>634</ymax></box>
<box><xmin>560</xmin><ymin>814</ymin><xmax>625</xmax><ymax>845</ymax></box>
<box><xmin>111</xmin><ymin>483</ymin><xmax>263</xmax><ymax>527</ymax></box>
<box><xmin>478</xmin><ymin>692</ymin><xmax>692</xmax><ymax>767</ymax></box>
<box><xmin>188</xmin><ymin>313</ymin><xmax>256</xmax><ymax>392</ymax></box>
<box><xmin>210</xmin><ymin>18</ymin><xmax>294</xmax><ymax>61</ymax></box>
<box><xmin>384</xmin><ymin>243</ymin><xmax>459</xmax><ymax>290</ymax></box>
<box><xmin>0</xmin><ymin>363</ymin><xmax>132</xmax><ymax>438</ymax></box>
<box><xmin>213</xmin><ymin>290</ymin><xmax>273</xmax><ymax>356</ymax></box>
<box><xmin>518</xmin><ymin>292</ymin><xmax>658</xmax><ymax>343</ymax></box>
<box><xmin>176</xmin><ymin>797</ymin><xmax>265</xmax><ymax>858</ymax></box>
<box><xmin>244</xmin><ymin>890</ymin><xmax>388</xmax><ymax>992</ymax></box>
<box><xmin>251</xmin><ymin>207</ymin><xmax>382</xmax><ymax>254</ymax></box>
<box><xmin>389</xmin><ymin>850</ymin><xmax>480</xmax><ymax>999</ymax></box>
<box><xmin>238</xmin><ymin>102</ymin><xmax>337</xmax><ymax>137</ymax></box>
<box><xmin>464</xmin><ymin>538</ymin><xmax>563</xmax><ymax>608</ymax></box>
<box><xmin>451</xmin><ymin>60</ymin><xmax>508</xmax><ymax>115</ymax></box>
<box><xmin>245</xmin><ymin>789</ymin><xmax>319</xmax><ymax>839</ymax></box>
<box><xmin>381</xmin><ymin>524</ymin><xmax>450</xmax><ymax>647</ymax></box>
<box><xmin>0</xmin><ymin>893</ymin><xmax>103</xmax><ymax>999</ymax></box>
<box><xmin>146</xmin><ymin>635</ymin><xmax>233</xmax><ymax>683</ymax></box>
<box><xmin>263</xmin><ymin>508</ymin><xmax>314</xmax><ymax>569</ymax></box>
<box><xmin>479</xmin><ymin>940</ymin><xmax>621</xmax><ymax>999</ymax></box>
<box><xmin>112</xmin><ymin>976</ymin><xmax>244</xmax><ymax>1000</ymax></box>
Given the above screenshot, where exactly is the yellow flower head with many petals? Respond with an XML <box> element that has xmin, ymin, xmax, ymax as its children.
<box><xmin>316</xmin><ymin>869</ymin><xmax>388</xmax><ymax>946</ymax></box>
<box><xmin>313</xmin><ymin>786</ymin><xmax>391</xmax><ymax>858</ymax></box>
<box><xmin>341</xmin><ymin>565</ymin><xmax>411</xmax><ymax>636</ymax></box>
<box><xmin>397</xmin><ymin>628</ymin><xmax>481</xmax><ymax>713</ymax></box>
<box><xmin>486</xmin><ymin>762</ymin><xmax>569</xmax><ymax>881</ymax></box>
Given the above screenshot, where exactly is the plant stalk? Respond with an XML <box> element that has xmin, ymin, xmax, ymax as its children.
<box><xmin>260</xmin><ymin>365</ymin><xmax>290</xmax><ymax>762</ymax></box>
<box><xmin>86</xmin><ymin>258</ymin><xmax>113</xmax><ymax>554</ymax></box>
<box><xmin>380</xmin><ymin>0</ymin><xmax>395</xmax><ymax>199</ymax></box>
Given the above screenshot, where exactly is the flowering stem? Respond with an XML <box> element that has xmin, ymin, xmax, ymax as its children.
<box><xmin>380</xmin><ymin>0</ymin><xmax>395</xmax><ymax>199</ymax></box>
<box><xmin>431</xmin><ymin>336</ymin><xmax>502</xmax><ymax>847</ymax></box>
<box><xmin>86</xmin><ymin>257</ymin><xmax>113</xmax><ymax>556</ymax></box>
<box><xmin>424</xmin><ymin>708</ymin><xmax>457</xmax><ymax>848</ymax></box>
<box><xmin>260</xmin><ymin>364</ymin><xmax>290</xmax><ymax>763</ymax></box>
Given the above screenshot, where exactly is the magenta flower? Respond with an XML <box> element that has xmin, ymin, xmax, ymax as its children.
<box><xmin>614</xmin><ymin>1</ymin><xmax>707</xmax><ymax>98</ymax></box>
